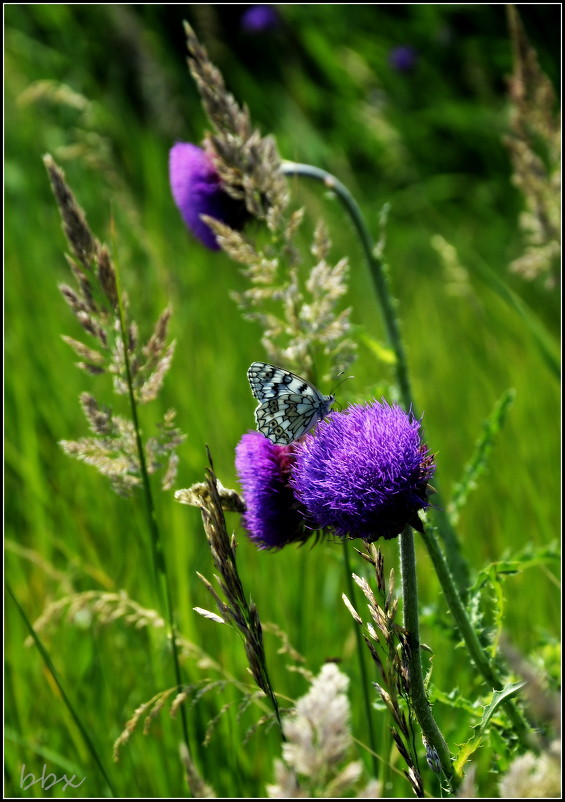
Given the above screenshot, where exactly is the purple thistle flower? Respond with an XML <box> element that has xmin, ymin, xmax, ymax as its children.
<box><xmin>169</xmin><ymin>142</ymin><xmax>247</xmax><ymax>251</ymax></box>
<box><xmin>235</xmin><ymin>431</ymin><xmax>308</xmax><ymax>549</ymax></box>
<box><xmin>240</xmin><ymin>5</ymin><xmax>280</xmax><ymax>34</ymax></box>
<box><xmin>389</xmin><ymin>45</ymin><xmax>418</xmax><ymax>73</ymax></box>
<box><xmin>291</xmin><ymin>401</ymin><xmax>435</xmax><ymax>542</ymax></box>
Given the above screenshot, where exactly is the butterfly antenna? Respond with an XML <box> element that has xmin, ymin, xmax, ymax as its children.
<box><xmin>330</xmin><ymin>372</ymin><xmax>355</xmax><ymax>396</ymax></box>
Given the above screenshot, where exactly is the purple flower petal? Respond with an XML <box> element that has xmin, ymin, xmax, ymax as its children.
<box><xmin>291</xmin><ymin>401</ymin><xmax>435</xmax><ymax>541</ymax></box>
<box><xmin>235</xmin><ymin>431</ymin><xmax>308</xmax><ymax>549</ymax></box>
<box><xmin>389</xmin><ymin>45</ymin><xmax>418</xmax><ymax>72</ymax></box>
<box><xmin>169</xmin><ymin>142</ymin><xmax>246</xmax><ymax>250</ymax></box>
<box><xmin>241</xmin><ymin>5</ymin><xmax>280</xmax><ymax>34</ymax></box>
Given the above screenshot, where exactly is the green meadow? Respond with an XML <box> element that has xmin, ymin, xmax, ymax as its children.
<box><xmin>5</xmin><ymin>5</ymin><xmax>560</xmax><ymax>798</ymax></box>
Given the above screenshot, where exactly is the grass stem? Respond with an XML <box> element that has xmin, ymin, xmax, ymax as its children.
<box><xmin>343</xmin><ymin>541</ymin><xmax>379</xmax><ymax>778</ymax></box>
<box><xmin>113</xmin><ymin>259</ymin><xmax>191</xmax><ymax>753</ymax></box>
<box><xmin>7</xmin><ymin>584</ymin><xmax>117</xmax><ymax>797</ymax></box>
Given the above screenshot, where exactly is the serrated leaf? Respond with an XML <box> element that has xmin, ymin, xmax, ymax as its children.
<box><xmin>478</xmin><ymin>682</ymin><xmax>527</xmax><ymax>734</ymax></box>
<box><xmin>428</xmin><ymin>686</ymin><xmax>481</xmax><ymax>717</ymax></box>
<box><xmin>453</xmin><ymin>682</ymin><xmax>526</xmax><ymax>775</ymax></box>
<box><xmin>449</xmin><ymin>388</ymin><xmax>515</xmax><ymax>524</ymax></box>
<box><xmin>454</xmin><ymin>737</ymin><xmax>483</xmax><ymax>776</ymax></box>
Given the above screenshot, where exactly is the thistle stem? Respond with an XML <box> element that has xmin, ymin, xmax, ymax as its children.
<box><xmin>281</xmin><ymin>161</ymin><xmax>412</xmax><ymax>411</ymax></box>
<box><xmin>343</xmin><ymin>541</ymin><xmax>379</xmax><ymax>778</ymax></box>
<box><xmin>282</xmin><ymin>161</ymin><xmax>536</xmax><ymax>767</ymax></box>
<box><xmin>420</xmin><ymin>525</ymin><xmax>536</xmax><ymax>749</ymax></box>
<box><xmin>280</xmin><ymin>161</ymin><xmax>470</xmax><ymax>594</ymax></box>
<box><xmin>113</xmin><ymin>261</ymin><xmax>191</xmax><ymax>754</ymax></box>
<box><xmin>399</xmin><ymin>526</ymin><xmax>455</xmax><ymax>785</ymax></box>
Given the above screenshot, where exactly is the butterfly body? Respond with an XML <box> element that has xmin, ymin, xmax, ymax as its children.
<box><xmin>247</xmin><ymin>362</ymin><xmax>334</xmax><ymax>445</ymax></box>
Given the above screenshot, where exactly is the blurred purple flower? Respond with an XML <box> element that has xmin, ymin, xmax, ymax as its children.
<box><xmin>291</xmin><ymin>401</ymin><xmax>435</xmax><ymax>541</ymax></box>
<box><xmin>235</xmin><ymin>431</ymin><xmax>308</xmax><ymax>549</ymax></box>
<box><xmin>240</xmin><ymin>5</ymin><xmax>280</xmax><ymax>34</ymax></box>
<box><xmin>169</xmin><ymin>142</ymin><xmax>247</xmax><ymax>251</ymax></box>
<box><xmin>389</xmin><ymin>45</ymin><xmax>418</xmax><ymax>72</ymax></box>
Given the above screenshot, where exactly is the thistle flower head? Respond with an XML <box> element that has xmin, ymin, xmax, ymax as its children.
<box><xmin>240</xmin><ymin>5</ymin><xmax>280</xmax><ymax>34</ymax></box>
<box><xmin>291</xmin><ymin>401</ymin><xmax>435</xmax><ymax>541</ymax></box>
<box><xmin>389</xmin><ymin>45</ymin><xmax>418</xmax><ymax>72</ymax></box>
<box><xmin>235</xmin><ymin>431</ymin><xmax>307</xmax><ymax>549</ymax></box>
<box><xmin>169</xmin><ymin>142</ymin><xmax>247</xmax><ymax>250</ymax></box>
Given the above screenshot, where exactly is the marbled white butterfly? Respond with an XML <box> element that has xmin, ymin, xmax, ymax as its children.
<box><xmin>247</xmin><ymin>361</ymin><xmax>335</xmax><ymax>445</ymax></box>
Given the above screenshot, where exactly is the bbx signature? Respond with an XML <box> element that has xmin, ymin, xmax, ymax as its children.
<box><xmin>20</xmin><ymin>763</ymin><xmax>86</xmax><ymax>791</ymax></box>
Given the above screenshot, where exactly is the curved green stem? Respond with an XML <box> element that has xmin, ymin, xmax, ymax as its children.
<box><xmin>281</xmin><ymin>161</ymin><xmax>413</xmax><ymax>412</ymax></box>
<box><xmin>343</xmin><ymin>541</ymin><xmax>379</xmax><ymax>778</ymax></box>
<box><xmin>280</xmin><ymin>161</ymin><xmax>470</xmax><ymax>594</ymax></box>
<box><xmin>282</xmin><ymin>160</ymin><xmax>537</xmax><ymax>765</ymax></box>
<box><xmin>399</xmin><ymin>526</ymin><xmax>455</xmax><ymax>786</ymax></box>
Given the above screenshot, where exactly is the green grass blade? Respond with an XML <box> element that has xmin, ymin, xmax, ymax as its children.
<box><xmin>6</xmin><ymin>584</ymin><xmax>117</xmax><ymax>797</ymax></box>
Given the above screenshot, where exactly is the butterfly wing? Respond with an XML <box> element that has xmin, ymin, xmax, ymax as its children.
<box><xmin>247</xmin><ymin>361</ymin><xmax>315</xmax><ymax>401</ymax></box>
<box><xmin>254</xmin><ymin>393</ymin><xmax>324</xmax><ymax>444</ymax></box>
<box><xmin>248</xmin><ymin>362</ymin><xmax>335</xmax><ymax>445</ymax></box>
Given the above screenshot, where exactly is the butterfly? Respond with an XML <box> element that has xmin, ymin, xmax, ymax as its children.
<box><xmin>247</xmin><ymin>361</ymin><xmax>335</xmax><ymax>445</ymax></box>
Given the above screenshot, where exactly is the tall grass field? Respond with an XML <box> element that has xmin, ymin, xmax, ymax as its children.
<box><xmin>5</xmin><ymin>5</ymin><xmax>560</xmax><ymax>798</ymax></box>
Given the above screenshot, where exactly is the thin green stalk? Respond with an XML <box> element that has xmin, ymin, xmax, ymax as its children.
<box><xmin>281</xmin><ymin>161</ymin><xmax>413</xmax><ymax>412</ymax></box>
<box><xmin>343</xmin><ymin>541</ymin><xmax>379</xmax><ymax>778</ymax></box>
<box><xmin>420</xmin><ymin>525</ymin><xmax>536</xmax><ymax>750</ymax></box>
<box><xmin>113</xmin><ymin>261</ymin><xmax>191</xmax><ymax>753</ymax></box>
<box><xmin>398</xmin><ymin>527</ymin><xmax>455</xmax><ymax>786</ymax></box>
<box><xmin>7</xmin><ymin>584</ymin><xmax>116</xmax><ymax>797</ymax></box>
<box><xmin>280</xmin><ymin>161</ymin><xmax>470</xmax><ymax>594</ymax></box>
<box><xmin>379</xmin><ymin>721</ymin><xmax>393</xmax><ymax>794</ymax></box>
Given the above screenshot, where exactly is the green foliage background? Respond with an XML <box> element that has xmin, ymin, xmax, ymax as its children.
<box><xmin>5</xmin><ymin>5</ymin><xmax>560</xmax><ymax>798</ymax></box>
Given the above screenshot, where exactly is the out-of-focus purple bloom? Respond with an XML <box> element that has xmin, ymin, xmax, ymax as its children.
<box><xmin>235</xmin><ymin>431</ymin><xmax>308</xmax><ymax>549</ymax></box>
<box><xmin>291</xmin><ymin>401</ymin><xmax>435</xmax><ymax>542</ymax></box>
<box><xmin>389</xmin><ymin>45</ymin><xmax>418</xmax><ymax>72</ymax></box>
<box><xmin>169</xmin><ymin>142</ymin><xmax>247</xmax><ymax>251</ymax></box>
<box><xmin>240</xmin><ymin>5</ymin><xmax>280</xmax><ymax>34</ymax></box>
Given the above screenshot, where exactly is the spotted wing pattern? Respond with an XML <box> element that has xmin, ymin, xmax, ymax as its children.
<box><xmin>247</xmin><ymin>362</ymin><xmax>334</xmax><ymax>445</ymax></box>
